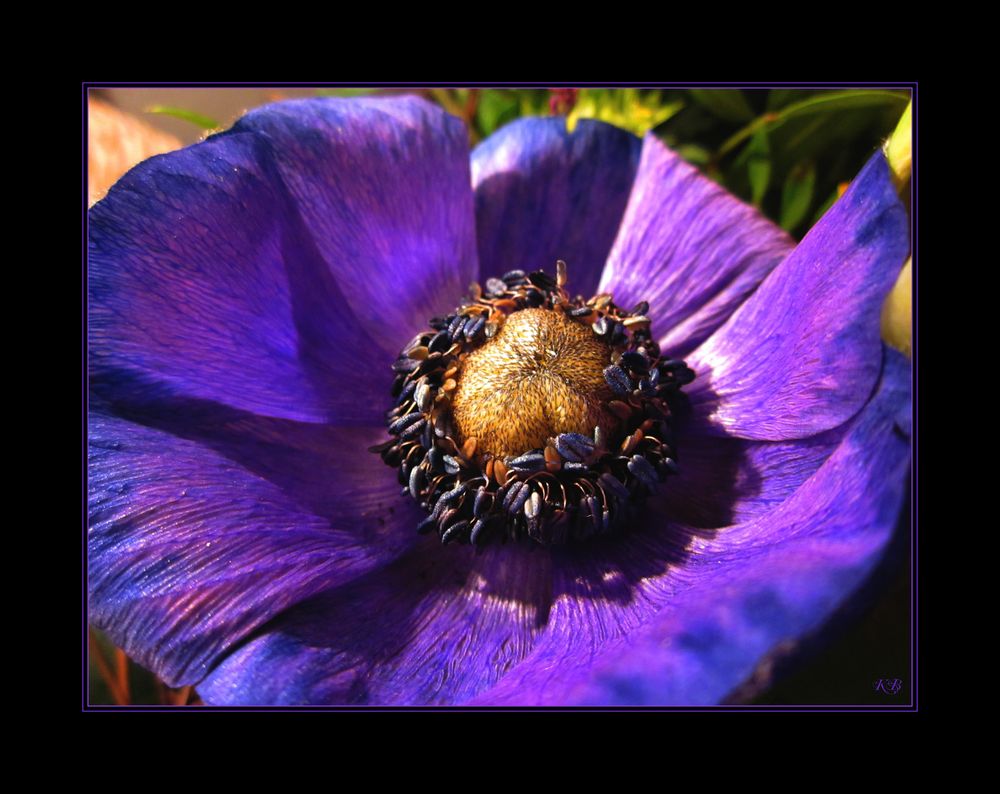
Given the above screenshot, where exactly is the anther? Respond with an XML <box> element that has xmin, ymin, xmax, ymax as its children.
<box><xmin>373</xmin><ymin>261</ymin><xmax>692</xmax><ymax>546</ymax></box>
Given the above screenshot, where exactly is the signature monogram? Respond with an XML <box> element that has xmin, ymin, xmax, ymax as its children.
<box><xmin>873</xmin><ymin>678</ymin><xmax>903</xmax><ymax>695</ymax></box>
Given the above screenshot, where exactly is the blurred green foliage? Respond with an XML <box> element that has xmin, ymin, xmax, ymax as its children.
<box><xmin>143</xmin><ymin>86</ymin><xmax>908</xmax><ymax>241</ymax></box>
<box><xmin>424</xmin><ymin>86</ymin><xmax>909</xmax><ymax>239</ymax></box>
<box><xmin>566</xmin><ymin>89</ymin><xmax>683</xmax><ymax>135</ymax></box>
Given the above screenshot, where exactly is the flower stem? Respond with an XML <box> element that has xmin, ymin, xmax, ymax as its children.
<box><xmin>89</xmin><ymin>629</ymin><xmax>128</xmax><ymax>705</ymax></box>
<box><xmin>115</xmin><ymin>648</ymin><xmax>131</xmax><ymax>703</ymax></box>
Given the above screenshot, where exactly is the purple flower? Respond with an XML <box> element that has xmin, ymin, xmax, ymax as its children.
<box><xmin>88</xmin><ymin>96</ymin><xmax>911</xmax><ymax>706</ymax></box>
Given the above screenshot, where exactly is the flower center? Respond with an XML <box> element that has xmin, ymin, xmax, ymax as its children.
<box><xmin>452</xmin><ymin>308</ymin><xmax>619</xmax><ymax>461</ymax></box>
<box><xmin>370</xmin><ymin>262</ymin><xmax>695</xmax><ymax>547</ymax></box>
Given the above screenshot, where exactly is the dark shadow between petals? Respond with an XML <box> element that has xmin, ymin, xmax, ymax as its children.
<box><xmin>277</xmin><ymin>199</ymin><xmax>398</xmax><ymax>420</ymax></box>
<box><xmin>90</xmin><ymin>368</ymin><xmax>422</xmax><ymax>552</ymax></box>
<box><xmin>191</xmin><ymin>382</ymin><xmax>766</xmax><ymax>704</ymax></box>
<box><xmin>92</xmin><ymin>366</ymin><xmax>795</xmax><ymax>705</ymax></box>
<box><xmin>724</xmin><ymin>477</ymin><xmax>912</xmax><ymax>705</ymax></box>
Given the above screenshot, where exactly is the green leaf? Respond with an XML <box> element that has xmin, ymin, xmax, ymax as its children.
<box><xmin>476</xmin><ymin>90</ymin><xmax>521</xmax><ymax>136</ymax></box>
<box><xmin>766</xmin><ymin>88</ymin><xmax>812</xmax><ymax>111</ymax></box>
<box><xmin>145</xmin><ymin>105</ymin><xmax>220</xmax><ymax>130</ymax></box>
<box><xmin>718</xmin><ymin>90</ymin><xmax>909</xmax><ymax>159</ymax></box>
<box><xmin>746</xmin><ymin>129</ymin><xmax>771</xmax><ymax>207</ymax></box>
<box><xmin>675</xmin><ymin>144</ymin><xmax>711</xmax><ymax>166</ymax></box>
<box><xmin>689</xmin><ymin>89</ymin><xmax>755</xmax><ymax>123</ymax></box>
<box><xmin>779</xmin><ymin>161</ymin><xmax>817</xmax><ymax>233</ymax></box>
<box><xmin>779</xmin><ymin>89</ymin><xmax>908</xmax><ymax>116</ymax></box>
<box><xmin>767</xmin><ymin>107</ymin><xmax>895</xmax><ymax>173</ymax></box>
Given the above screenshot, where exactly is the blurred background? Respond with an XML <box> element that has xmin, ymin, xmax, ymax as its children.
<box><xmin>87</xmin><ymin>85</ymin><xmax>913</xmax><ymax>707</ymax></box>
<box><xmin>89</xmin><ymin>86</ymin><xmax>910</xmax><ymax>240</ymax></box>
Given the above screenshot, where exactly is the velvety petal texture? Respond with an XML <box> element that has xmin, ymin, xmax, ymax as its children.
<box><xmin>89</xmin><ymin>411</ymin><xmax>424</xmax><ymax>687</ymax></box>
<box><xmin>197</xmin><ymin>350</ymin><xmax>909</xmax><ymax>707</ymax></box>
<box><xmin>90</xmin><ymin>97</ymin><xmax>475</xmax><ymax>424</ymax></box>
<box><xmin>685</xmin><ymin>150</ymin><xmax>909</xmax><ymax>440</ymax></box>
<box><xmin>599</xmin><ymin>134</ymin><xmax>795</xmax><ymax>358</ymax></box>
<box><xmin>232</xmin><ymin>97</ymin><xmax>478</xmax><ymax>357</ymax></box>
<box><xmin>197</xmin><ymin>542</ymin><xmax>554</xmax><ymax>705</ymax></box>
<box><xmin>662</xmin><ymin>414</ymin><xmax>854</xmax><ymax>530</ymax></box>
<box><xmin>472</xmin><ymin>117</ymin><xmax>641</xmax><ymax>296</ymax></box>
<box><xmin>469</xmin><ymin>349</ymin><xmax>911</xmax><ymax>706</ymax></box>
<box><xmin>89</xmin><ymin>96</ymin><xmax>475</xmax><ymax>685</ymax></box>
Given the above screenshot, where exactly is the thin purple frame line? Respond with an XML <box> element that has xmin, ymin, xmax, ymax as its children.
<box><xmin>84</xmin><ymin>81</ymin><xmax>917</xmax><ymax>89</ymax></box>
<box><xmin>82</xmin><ymin>83</ymin><xmax>917</xmax><ymax>711</ymax></box>
<box><xmin>911</xmin><ymin>83</ymin><xmax>918</xmax><ymax>711</ymax></box>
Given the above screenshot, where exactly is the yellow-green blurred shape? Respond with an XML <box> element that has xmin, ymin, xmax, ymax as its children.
<box><xmin>881</xmin><ymin>258</ymin><xmax>911</xmax><ymax>357</ymax></box>
<box><xmin>880</xmin><ymin>101</ymin><xmax>911</xmax><ymax>357</ymax></box>
<box><xmin>885</xmin><ymin>101</ymin><xmax>911</xmax><ymax>190</ymax></box>
<box><xmin>567</xmin><ymin>89</ymin><xmax>682</xmax><ymax>136</ymax></box>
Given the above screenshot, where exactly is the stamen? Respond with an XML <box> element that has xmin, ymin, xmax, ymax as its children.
<box><xmin>371</xmin><ymin>261</ymin><xmax>695</xmax><ymax>547</ymax></box>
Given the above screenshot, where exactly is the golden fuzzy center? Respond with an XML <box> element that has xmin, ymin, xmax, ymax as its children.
<box><xmin>452</xmin><ymin>308</ymin><xmax>618</xmax><ymax>460</ymax></box>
